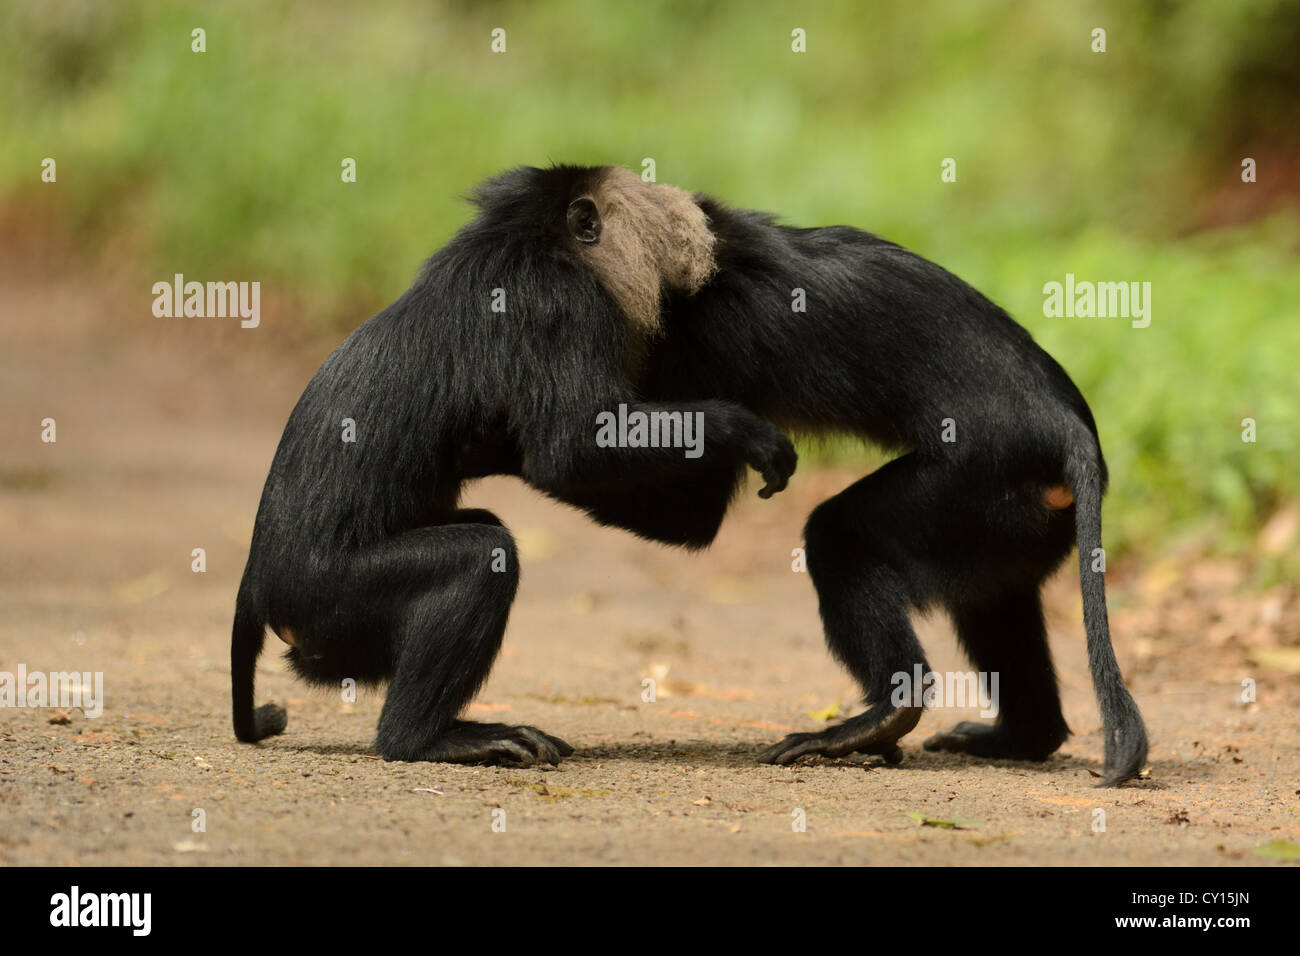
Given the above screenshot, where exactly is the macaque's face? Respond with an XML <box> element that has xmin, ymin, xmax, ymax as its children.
<box><xmin>565</xmin><ymin>166</ymin><xmax>717</xmax><ymax>333</ymax></box>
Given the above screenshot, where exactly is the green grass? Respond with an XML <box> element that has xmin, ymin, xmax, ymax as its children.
<box><xmin>2</xmin><ymin>0</ymin><xmax>1296</xmax><ymax>556</ymax></box>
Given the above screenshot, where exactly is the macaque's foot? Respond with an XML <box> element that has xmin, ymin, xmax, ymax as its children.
<box><xmin>758</xmin><ymin>705</ymin><xmax>922</xmax><ymax>766</ymax></box>
<box><xmin>252</xmin><ymin>703</ymin><xmax>288</xmax><ymax>738</ymax></box>
<box><xmin>923</xmin><ymin>720</ymin><xmax>1062</xmax><ymax>762</ymax></box>
<box><xmin>394</xmin><ymin>721</ymin><xmax>574</xmax><ymax>766</ymax></box>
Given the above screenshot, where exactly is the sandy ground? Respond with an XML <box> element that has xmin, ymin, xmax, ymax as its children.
<box><xmin>1</xmin><ymin>262</ymin><xmax>1297</xmax><ymax>867</ymax></box>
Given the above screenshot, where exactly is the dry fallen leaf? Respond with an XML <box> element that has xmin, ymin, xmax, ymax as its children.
<box><xmin>807</xmin><ymin>702</ymin><xmax>840</xmax><ymax>722</ymax></box>
<box><xmin>1249</xmin><ymin>647</ymin><xmax>1300</xmax><ymax>673</ymax></box>
<box><xmin>906</xmin><ymin>812</ymin><xmax>982</xmax><ymax>830</ymax></box>
<box><xmin>1253</xmin><ymin>840</ymin><xmax>1300</xmax><ymax>862</ymax></box>
<box><xmin>114</xmin><ymin>570</ymin><xmax>171</xmax><ymax>604</ymax></box>
<box><xmin>1259</xmin><ymin>507</ymin><xmax>1298</xmax><ymax>556</ymax></box>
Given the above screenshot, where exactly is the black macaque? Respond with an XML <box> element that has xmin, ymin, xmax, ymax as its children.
<box><xmin>232</xmin><ymin>166</ymin><xmax>797</xmax><ymax>764</ymax></box>
<box><xmin>639</xmin><ymin>184</ymin><xmax>1148</xmax><ymax>785</ymax></box>
<box><xmin>234</xmin><ymin>162</ymin><xmax>1147</xmax><ymax>786</ymax></box>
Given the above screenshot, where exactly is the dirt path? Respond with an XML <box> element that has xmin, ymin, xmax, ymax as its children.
<box><xmin>1</xmin><ymin>264</ymin><xmax>1296</xmax><ymax>866</ymax></box>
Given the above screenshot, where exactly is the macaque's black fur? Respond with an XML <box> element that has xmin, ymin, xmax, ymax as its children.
<box><xmin>232</xmin><ymin>166</ymin><xmax>795</xmax><ymax>764</ymax></box>
<box><xmin>233</xmin><ymin>163</ymin><xmax>1146</xmax><ymax>785</ymax></box>
<box><xmin>641</xmin><ymin>199</ymin><xmax>1148</xmax><ymax>785</ymax></box>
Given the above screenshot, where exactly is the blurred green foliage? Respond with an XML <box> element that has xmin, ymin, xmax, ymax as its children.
<box><xmin>1</xmin><ymin>0</ymin><xmax>1297</xmax><ymax>556</ymax></box>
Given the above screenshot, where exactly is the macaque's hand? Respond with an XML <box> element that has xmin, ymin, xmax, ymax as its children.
<box><xmin>746</xmin><ymin>428</ymin><xmax>798</xmax><ymax>498</ymax></box>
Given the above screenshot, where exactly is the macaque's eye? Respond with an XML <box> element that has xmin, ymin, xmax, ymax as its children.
<box><xmin>567</xmin><ymin>197</ymin><xmax>602</xmax><ymax>244</ymax></box>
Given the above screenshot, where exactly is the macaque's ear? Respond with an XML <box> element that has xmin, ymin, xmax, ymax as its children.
<box><xmin>567</xmin><ymin>197</ymin><xmax>602</xmax><ymax>244</ymax></box>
